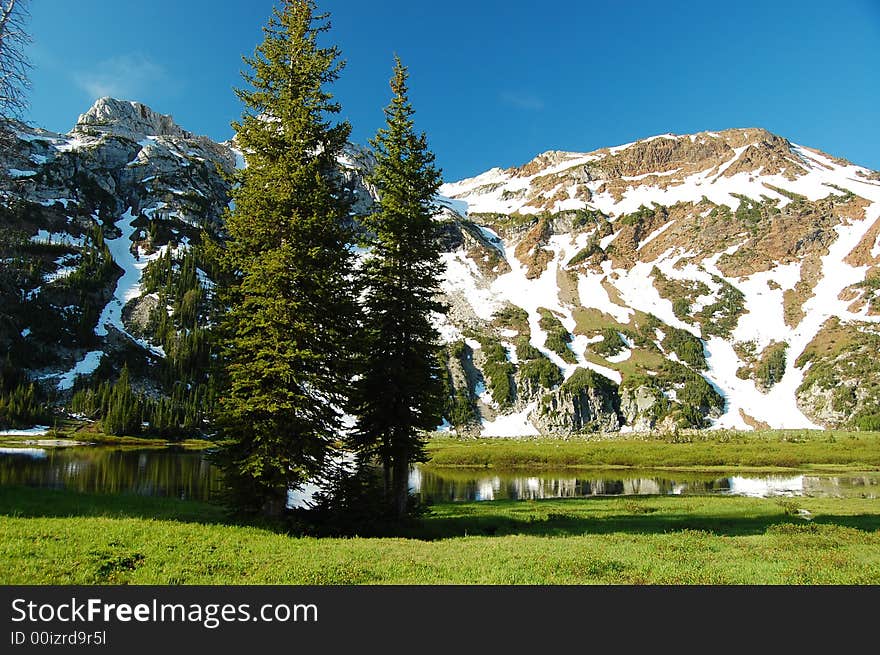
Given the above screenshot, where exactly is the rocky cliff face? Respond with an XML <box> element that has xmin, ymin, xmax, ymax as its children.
<box><xmin>3</xmin><ymin>99</ymin><xmax>880</xmax><ymax>436</ymax></box>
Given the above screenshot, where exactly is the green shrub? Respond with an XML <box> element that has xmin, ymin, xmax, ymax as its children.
<box><xmin>561</xmin><ymin>367</ymin><xmax>617</xmax><ymax>396</ymax></box>
<box><xmin>515</xmin><ymin>337</ymin><xmax>544</xmax><ymax>362</ymax></box>
<box><xmin>755</xmin><ymin>343</ymin><xmax>787</xmax><ymax>389</ymax></box>
<box><xmin>478</xmin><ymin>338</ymin><xmax>516</xmax><ymax>408</ymax></box>
<box><xmin>854</xmin><ymin>413</ymin><xmax>880</xmax><ymax>431</ymax></box>
<box><xmin>672</xmin><ymin>297</ymin><xmax>691</xmax><ymax>320</ymax></box>
<box><xmin>538</xmin><ymin>308</ymin><xmax>576</xmax><ymax>364</ymax></box>
<box><xmin>592</xmin><ymin>328</ymin><xmax>625</xmax><ymax>357</ymax></box>
<box><xmin>566</xmin><ymin>235</ymin><xmax>602</xmax><ymax>267</ymax></box>
<box><xmin>663</xmin><ymin>327</ymin><xmax>707</xmax><ymax>370</ymax></box>
<box><xmin>696</xmin><ymin>276</ymin><xmax>745</xmax><ymax>338</ymax></box>
<box><xmin>520</xmin><ymin>358</ymin><xmax>563</xmax><ymax>389</ymax></box>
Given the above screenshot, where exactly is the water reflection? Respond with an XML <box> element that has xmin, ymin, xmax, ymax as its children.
<box><xmin>0</xmin><ymin>446</ymin><xmax>221</xmax><ymax>501</ymax></box>
<box><xmin>409</xmin><ymin>467</ymin><xmax>880</xmax><ymax>502</ymax></box>
<box><xmin>0</xmin><ymin>445</ymin><xmax>877</xmax><ymax>503</ymax></box>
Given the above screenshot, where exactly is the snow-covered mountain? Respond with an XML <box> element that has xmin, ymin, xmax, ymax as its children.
<box><xmin>2</xmin><ymin>99</ymin><xmax>879</xmax><ymax>436</ymax></box>
<box><xmin>437</xmin><ymin>129</ymin><xmax>880</xmax><ymax>435</ymax></box>
<box><xmin>1</xmin><ymin>98</ymin><xmax>237</xmax><ymax>390</ymax></box>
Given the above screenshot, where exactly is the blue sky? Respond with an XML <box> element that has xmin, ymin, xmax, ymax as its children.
<box><xmin>25</xmin><ymin>0</ymin><xmax>880</xmax><ymax>181</ymax></box>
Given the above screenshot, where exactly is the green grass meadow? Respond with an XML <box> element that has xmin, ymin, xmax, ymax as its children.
<box><xmin>1</xmin><ymin>486</ymin><xmax>879</xmax><ymax>584</ymax></box>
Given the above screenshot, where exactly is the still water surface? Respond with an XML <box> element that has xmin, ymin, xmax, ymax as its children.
<box><xmin>0</xmin><ymin>444</ymin><xmax>878</xmax><ymax>503</ymax></box>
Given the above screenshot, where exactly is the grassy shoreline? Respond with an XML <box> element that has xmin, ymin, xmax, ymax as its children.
<box><xmin>424</xmin><ymin>431</ymin><xmax>880</xmax><ymax>471</ymax></box>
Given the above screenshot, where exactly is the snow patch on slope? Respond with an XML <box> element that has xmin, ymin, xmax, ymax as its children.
<box><xmin>94</xmin><ymin>208</ymin><xmax>166</xmax><ymax>356</ymax></box>
<box><xmin>57</xmin><ymin>351</ymin><xmax>104</xmax><ymax>391</ymax></box>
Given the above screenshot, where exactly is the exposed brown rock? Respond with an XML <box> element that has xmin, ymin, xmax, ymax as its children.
<box><xmin>514</xmin><ymin>216</ymin><xmax>553</xmax><ymax>279</ymax></box>
<box><xmin>507</xmin><ymin>151</ymin><xmax>580</xmax><ymax>178</ymax></box>
<box><xmin>844</xmin><ymin>212</ymin><xmax>880</xmax><ymax>268</ymax></box>
<box><xmin>738</xmin><ymin>409</ymin><xmax>771</xmax><ymax>431</ymax></box>
<box><xmin>783</xmin><ymin>254</ymin><xmax>822</xmax><ymax>328</ymax></box>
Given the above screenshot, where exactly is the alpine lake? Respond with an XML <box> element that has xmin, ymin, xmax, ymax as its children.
<box><xmin>1</xmin><ymin>439</ymin><xmax>877</xmax><ymax>505</ymax></box>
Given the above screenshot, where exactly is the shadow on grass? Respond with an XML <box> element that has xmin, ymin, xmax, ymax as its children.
<box><xmin>404</xmin><ymin>497</ymin><xmax>880</xmax><ymax>540</ymax></box>
<box><xmin>0</xmin><ymin>486</ymin><xmax>231</xmax><ymax>526</ymax></box>
<box><xmin>4</xmin><ymin>486</ymin><xmax>879</xmax><ymax>540</ymax></box>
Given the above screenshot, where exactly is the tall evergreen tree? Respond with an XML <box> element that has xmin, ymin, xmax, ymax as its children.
<box><xmin>351</xmin><ymin>58</ymin><xmax>446</xmax><ymax>520</ymax></box>
<box><xmin>216</xmin><ymin>0</ymin><xmax>358</xmax><ymax>517</ymax></box>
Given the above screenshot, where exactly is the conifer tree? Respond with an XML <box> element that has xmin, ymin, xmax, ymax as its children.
<box><xmin>216</xmin><ymin>0</ymin><xmax>358</xmax><ymax>516</ymax></box>
<box><xmin>351</xmin><ymin>58</ymin><xmax>446</xmax><ymax>520</ymax></box>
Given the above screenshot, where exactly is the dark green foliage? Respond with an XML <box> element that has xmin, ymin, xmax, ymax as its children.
<box><xmin>350</xmin><ymin>58</ymin><xmax>445</xmax><ymax>519</ymax></box>
<box><xmin>831</xmin><ymin>386</ymin><xmax>857</xmax><ymax>413</ymax></box>
<box><xmin>438</xmin><ymin>344</ymin><xmax>479</xmax><ymax>430</ymax></box>
<box><xmin>592</xmin><ymin>328</ymin><xmax>625</xmax><ymax>357</ymax></box>
<box><xmin>215</xmin><ymin>1</ymin><xmax>359</xmax><ymax>517</ymax></box>
<box><xmin>569</xmin><ymin>208</ymin><xmax>610</xmax><ymax>231</ymax></box>
<box><xmin>672</xmin><ymin>296</ymin><xmax>691</xmax><ymax>320</ymax></box>
<box><xmin>621</xmin><ymin>361</ymin><xmax>724</xmax><ymax>429</ymax></box>
<box><xmin>795</xmin><ymin>319</ymin><xmax>880</xmax><ymax>429</ymax></box>
<box><xmin>855</xmin><ymin>276</ymin><xmax>880</xmax><ymax>312</ymax></box>
<box><xmin>0</xmin><ymin>357</ymin><xmax>50</xmax><ymax>428</ymax></box>
<box><xmin>731</xmin><ymin>194</ymin><xmax>766</xmax><ymax>232</ymax></box>
<box><xmin>659</xmin><ymin>361</ymin><xmax>724</xmax><ymax>426</ymax></box>
<box><xmin>0</xmin><ymin>383</ymin><xmax>48</xmax><ymax>428</ymax></box>
<box><xmin>0</xmin><ymin>205</ymin><xmax>116</xmax><ymax>358</ymax></box>
<box><xmin>293</xmin><ymin>463</ymin><xmax>419</xmax><ymax>536</ymax></box>
<box><xmin>662</xmin><ymin>326</ymin><xmax>707</xmax><ymax>370</ymax></box>
<box><xmin>566</xmin><ymin>233</ymin><xmax>603</xmax><ymax>267</ymax></box>
<box><xmin>619</xmin><ymin>374</ymin><xmax>672</xmax><ymax>424</ymax></box>
<box><xmin>651</xmin><ymin>267</ymin><xmax>710</xmax><ymax>323</ymax></box>
<box><xmin>755</xmin><ymin>343</ymin><xmax>787</xmax><ymax>389</ymax></box>
<box><xmin>478</xmin><ymin>339</ymin><xmax>515</xmax><ymax>408</ymax></box>
<box><xmin>561</xmin><ymin>367</ymin><xmax>617</xmax><ymax>396</ymax></box>
<box><xmin>447</xmin><ymin>394</ymin><xmax>475</xmax><ymax>429</ymax></box>
<box><xmin>678</xmin><ymin>376</ymin><xmax>722</xmax><ymax>416</ymax></box>
<box><xmin>67</xmin><ymin>239</ymin><xmax>217</xmax><ymax>439</ymax></box>
<box><xmin>618</xmin><ymin>204</ymin><xmax>667</xmax><ymax>229</ymax></box>
<box><xmin>71</xmin><ymin>376</ymin><xmax>213</xmax><ymax>438</ymax></box>
<box><xmin>519</xmin><ymin>358</ymin><xmax>563</xmax><ymax>389</ymax></box>
<box><xmin>139</xmin><ymin>247</ymin><xmax>213</xmax><ymax>390</ymax></box>
<box><xmin>696</xmin><ymin>276</ymin><xmax>745</xmax><ymax>338</ymax></box>
<box><xmin>854</xmin><ymin>412</ymin><xmax>880</xmax><ymax>431</ymax></box>
<box><xmin>514</xmin><ymin>335</ymin><xmax>562</xmax><ymax>389</ymax></box>
<box><xmin>492</xmin><ymin>305</ymin><xmax>529</xmax><ymax>334</ymax></box>
<box><xmin>796</xmin><ymin>323</ymin><xmax>880</xmax><ymax>430</ymax></box>
<box><xmin>99</xmin><ymin>366</ymin><xmax>141</xmax><ymax>436</ymax></box>
<box><xmin>676</xmin><ymin>403</ymin><xmax>708</xmax><ymax>429</ymax></box>
<box><xmin>515</xmin><ymin>337</ymin><xmax>544</xmax><ymax>362</ymax></box>
<box><xmin>470</xmin><ymin>211</ymin><xmax>537</xmax><ymax>231</ymax></box>
<box><xmin>707</xmin><ymin>204</ymin><xmax>732</xmax><ymax>221</ymax></box>
<box><xmin>58</xmin><ymin>225</ymin><xmax>116</xmax><ymax>293</ymax></box>
<box><xmin>764</xmin><ymin>184</ymin><xmax>809</xmax><ymax>207</ymax></box>
<box><xmin>538</xmin><ymin>308</ymin><xmax>576</xmax><ymax>364</ymax></box>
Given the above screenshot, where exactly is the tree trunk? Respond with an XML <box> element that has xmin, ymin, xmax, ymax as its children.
<box><xmin>382</xmin><ymin>454</ymin><xmax>392</xmax><ymax>505</ymax></box>
<box><xmin>391</xmin><ymin>452</ymin><xmax>410</xmax><ymax>520</ymax></box>
<box><xmin>261</xmin><ymin>486</ymin><xmax>288</xmax><ymax>518</ymax></box>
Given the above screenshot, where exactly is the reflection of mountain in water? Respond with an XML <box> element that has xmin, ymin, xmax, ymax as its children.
<box><xmin>802</xmin><ymin>475</ymin><xmax>880</xmax><ymax>499</ymax></box>
<box><xmin>0</xmin><ymin>446</ymin><xmax>221</xmax><ymax>501</ymax></box>
<box><xmin>410</xmin><ymin>467</ymin><xmax>880</xmax><ymax>502</ymax></box>
<box><xmin>1</xmin><ymin>447</ymin><xmax>878</xmax><ymax>503</ymax></box>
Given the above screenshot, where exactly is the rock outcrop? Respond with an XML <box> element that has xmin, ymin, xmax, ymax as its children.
<box><xmin>530</xmin><ymin>369</ymin><xmax>621</xmax><ymax>434</ymax></box>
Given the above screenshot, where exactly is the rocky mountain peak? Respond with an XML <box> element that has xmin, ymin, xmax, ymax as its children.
<box><xmin>72</xmin><ymin>97</ymin><xmax>192</xmax><ymax>141</ymax></box>
<box><xmin>590</xmin><ymin>127</ymin><xmax>803</xmax><ymax>180</ymax></box>
<box><xmin>509</xmin><ymin>150</ymin><xmax>585</xmax><ymax>178</ymax></box>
